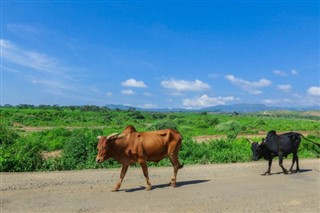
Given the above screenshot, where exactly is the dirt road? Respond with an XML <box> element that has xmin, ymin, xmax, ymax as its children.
<box><xmin>193</xmin><ymin>131</ymin><xmax>316</xmax><ymax>143</ymax></box>
<box><xmin>1</xmin><ymin>159</ymin><xmax>320</xmax><ymax>213</ymax></box>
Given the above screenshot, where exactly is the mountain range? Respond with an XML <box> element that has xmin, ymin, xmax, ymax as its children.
<box><xmin>105</xmin><ymin>104</ymin><xmax>320</xmax><ymax>113</ymax></box>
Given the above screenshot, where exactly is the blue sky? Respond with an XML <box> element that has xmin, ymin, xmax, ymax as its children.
<box><xmin>1</xmin><ymin>1</ymin><xmax>319</xmax><ymax>109</ymax></box>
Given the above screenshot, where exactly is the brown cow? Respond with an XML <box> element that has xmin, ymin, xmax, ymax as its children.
<box><xmin>96</xmin><ymin>125</ymin><xmax>183</xmax><ymax>192</ymax></box>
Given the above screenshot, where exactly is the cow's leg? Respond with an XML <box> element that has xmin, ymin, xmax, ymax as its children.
<box><xmin>296</xmin><ymin>154</ymin><xmax>300</xmax><ymax>172</ymax></box>
<box><xmin>289</xmin><ymin>153</ymin><xmax>297</xmax><ymax>173</ymax></box>
<box><xmin>278</xmin><ymin>152</ymin><xmax>288</xmax><ymax>174</ymax></box>
<box><xmin>112</xmin><ymin>165</ymin><xmax>129</xmax><ymax>192</ymax></box>
<box><xmin>140</xmin><ymin>162</ymin><xmax>152</xmax><ymax>191</ymax></box>
<box><xmin>168</xmin><ymin>153</ymin><xmax>183</xmax><ymax>187</ymax></box>
<box><xmin>263</xmin><ymin>159</ymin><xmax>272</xmax><ymax>175</ymax></box>
<box><xmin>291</xmin><ymin>152</ymin><xmax>300</xmax><ymax>173</ymax></box>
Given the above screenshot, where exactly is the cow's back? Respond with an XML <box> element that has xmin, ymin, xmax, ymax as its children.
<box><xmin>280</xmin><ymin>133</ymin><xmax>301</xmax><ymax>155</ymax></box>
<box><xmin>266</xmin><ymin>131</ymin><xmax>301</xmax><ymax>157</ymax></box>
<box><xmin>137</xmin><ymin>129</ymin><xmax>182</xmax><ymax>162</ymax></box>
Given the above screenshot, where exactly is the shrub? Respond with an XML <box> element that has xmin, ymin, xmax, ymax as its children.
<box><xmin>147</xmin><ymin>120</ymin><xmax>178</xmax><ymax>131</ymax></box>
<box><xmin>216</xmin><ymin>120</ymin><xmax>243</xmax><ymax>139</ymax></box>
<box><xmin>216</xmin><ymin>120</ymin><xmax>242</xmax><ymax>132</ymax></box>
<box><xmin>0</xmin><ymin>137</ymin><xmax>44</xmax><ymax>172</ymax></box>
<box><xmin>31</xmin><ymin>128</ymin><xmax>72</xmax><ymax>151</ymax></box>
<box><xmin>128</xmin><ymin>111</ymin><xmax>145</xmax><ymax>119</ymax></box>
<box><xmin>61</xmin><ymin>128</ymin><xmax>103</xmax><ymax>169</ymax></box>
<box><xmin>0</xmin><ymin>125</ymin><xmax>19</xmax><ymax>146</ymax></box>
<box><xmin>151</xmin><ymin>112</ymin><xmax>167</xmax><ymax>119</ymax></box>
<box><xmin>206</xmin><ymin>117</ymin><xmax>220</xmax><ymax>126</ymax></box>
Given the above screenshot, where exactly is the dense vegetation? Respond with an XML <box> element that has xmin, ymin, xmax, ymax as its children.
<box><xmin>1</xmin><ymin>105</ymin><xmax>319</xmax><ymax>172</ymax></box>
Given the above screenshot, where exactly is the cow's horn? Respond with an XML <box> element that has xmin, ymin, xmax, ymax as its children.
<box><xmin>107</xmin><ymin>133</ymin><xmax>120</xmax><ymax>139</ymax></box>
<box><xmin>97</xmin><ymin>135</ymin><xmax>102</xmax><ymax>139</ymax></box>
<box><xmin>246</xmin><ymin>138</ymin><xmax>254</xmax><ymax>144</ymax></box>
<box><xmin>259</xmin><ymin>138</ymin><xmax>266</xmax><ymax>145</ymax></box>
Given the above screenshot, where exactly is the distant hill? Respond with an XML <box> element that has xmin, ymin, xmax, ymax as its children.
<box><xmin>201</xmin><ymin>104</ymin><xmax>278</xmax><ymax>113</ymax></box>
<box><xmin>105</xmin><ymin>104</ymin><xmax>319</xmax><ymax>113</ymax></box>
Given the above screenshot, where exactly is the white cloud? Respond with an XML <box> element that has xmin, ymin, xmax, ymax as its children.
<box><xmin>262</xmin><ymin>99</ymin><xmax>293</xmax><ymax>105</ymax></box>
<box><xmin>121</xmin><ymin>79</ymin><xmax>147</xmax><ymax>88</ymax></box>
<box><xmin>121</xmin><ymin>89</ymin><xmax>136</xmax><ymax>95</ymax></box>
<box><xmin>278</xmin><ymin>84</ymin><xmax>292</xmax><ymax>92</ymax></box>
<box><xmin>0</xmin><ymin>39</ymin><xmax>81</xmax><ymax>96</ymax></box>
<box><xmin>143</xmin><ymin>92</ymin><xmax>152</xmax><ymax>96</ymax></box>
<box><xmin>308</xmin><ymin>87</ymin><xmax>320</xmax><ymax>96</ymax></box>
<box><xmin>106</xmin><ymin>92</ymin><xmax>113</xmax><ymax>96</ymax></box>
<box><xmin>273</xmin><ymin>69</ymin><xmax>299</xmax><ymax>76</ymax></box>
<box><xmin>183</xmin><ymin>95</ymin><xmax>235</xmax><ymax>108</ymax></box>
<box><xmin>161</xmin><ymin>79</ymin><xmax>210</xmax><ymax>91</ymax></box>
<box><xmin>291</xmin><ymin>70</ymin><xmax>298</xmax><ymax>75</ymax></box>
<box><xmin>7</xmin><ymin>24</ymin><xmax>41</xmax><ymax>37</ymax></box>
<box><xmin>225</xmin><ymin>75</ymin><xmax>271</xmax><ymax>95</ymax></box>
<box><xmin>0</xmin><ymin>39</ymin><xmax>69</xmax><ymax>76</ymax></box>
<box><xmin>273</xmin><ymin>70</ymin><xmax>287</xmax><ymax>76</ymax></box>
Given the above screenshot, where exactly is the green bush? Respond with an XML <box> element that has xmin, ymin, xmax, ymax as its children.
<box><xmin>0</xmin><ymin>137</ymin><xmax>44</xmax><ymax>172</ymax></box>
<box><xmin>215</xmin><ymin>120</ymin><xmax>243</xmax><ymax>139</ymax></box>
<box><xmin>0</xmin><ymin>125</ymin><xmax>20</xmax><ymax>146</ymax></box>
<box><xmin>147</xmin><ymin>120</ymin><xmax>178</xmax><ymax>131</ymax></box>
<box><xmin>61</xmin><ymin>128</ymin><xmax>103</xmax><ymax>169</ymax></box>
<box><xmin>31</xmin><ymin>128</ymin><xmax>72</xmax><ymax>151</ymax></box>
<box><xmin>206</xmin><ymin>117</ymin><xmax>220</xmax><ymax>126</ymax></box>
<box><xmin>179</xmin><ymin>137</ymin><xmax>251</xmax><ymax>164</ymax></box>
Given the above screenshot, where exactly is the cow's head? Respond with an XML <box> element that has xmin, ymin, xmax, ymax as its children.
<box><xmin>96</xmin><ymin>133</ymin><xmax>119</xmax><ymax>163</ymax></box>
<box><xmin>248</xmin><ymin>138</ymin><xmax>265</xmax><ymax>161</ymax></box>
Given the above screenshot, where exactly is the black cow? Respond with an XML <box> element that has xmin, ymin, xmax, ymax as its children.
<box><xmin>249</xmin><ymin>130</ymin><xmax>320</xmax><ymax>175</ymax></box>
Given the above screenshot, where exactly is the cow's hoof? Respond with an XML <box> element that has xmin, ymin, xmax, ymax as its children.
<box><xmin>261</xmin><ymin>172</ymin><xmax>271</xmax><ymax>176</ymax></box>
<box><xmin>145</xmin><ymin>185</ymin><xmax>152</xmax><ymax>191</ymax></box>
<box><xmin>111</xmin><ymin>188</ymin><xmax>119</xmax><ymax>192</ymax></box>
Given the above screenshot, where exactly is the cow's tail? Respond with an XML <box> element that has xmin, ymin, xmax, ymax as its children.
<box><xmin>299</xmin><ymin>133</ymin><xmax>320</xmax><ymax>147</ymax></box>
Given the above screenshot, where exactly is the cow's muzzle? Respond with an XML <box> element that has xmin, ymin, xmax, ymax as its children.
<box><xmin>96</xmin><ymin>158</ymin><xmax>104</xmax><ymax>163</ymax></box>
<box><xmin>252</xmin><ymin>156</ymin><xmax>259</xmax><ymax>161</ymax></box>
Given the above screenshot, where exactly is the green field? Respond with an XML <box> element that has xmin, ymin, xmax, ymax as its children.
<box><xmin>1</xmin><ymin>105</ymin><xmax>320</xmax><ymax>172</ymax></box>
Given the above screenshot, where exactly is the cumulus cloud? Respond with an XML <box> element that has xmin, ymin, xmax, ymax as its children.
<box><xmin>161</xmin><ymin>79</ymin><xmax>210</xmax><ymax>91</ymax></box>
<box><xmin>273</xmin><ymin>70</ymin><xmax>287</xmax><ymax>76</ymax></box>
<box><xmin>225</xmin><ymin>75</ymin><xmax>271</xmax><ymax>95</ymax></box>
<box><xmin>121</xmin><ymin>79</ymin><xmax>147</xmax><ymax>88</ymax></box>
<box><xmin>183</xmin><ymin>95</ymin><xmax>235</xmax><ymax>108</ymax></box>
<box><xmin>278</xmin><ymin>84</ymin><xmax>292</xmax><ymax>92</ymax></box>
<box><xmin>308</xmin><ymin>87</ymin><xmax>320</xmax><ymax>96</ymax></box>
<box><xmin>121</xmin><ymin>89</ymin><xmax>136</xmax><ymax>95</ymax></box>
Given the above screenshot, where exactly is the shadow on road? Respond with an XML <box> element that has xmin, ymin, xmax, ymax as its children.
<box><xmin>124</xmin><ymin>179</ymin><xmax>210</xmax><ymax>192</ymax></box>
<box><xmin>261</xmin><ymin>169</ymin><xmax>313</xmax><ymax>176</ymax></box>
